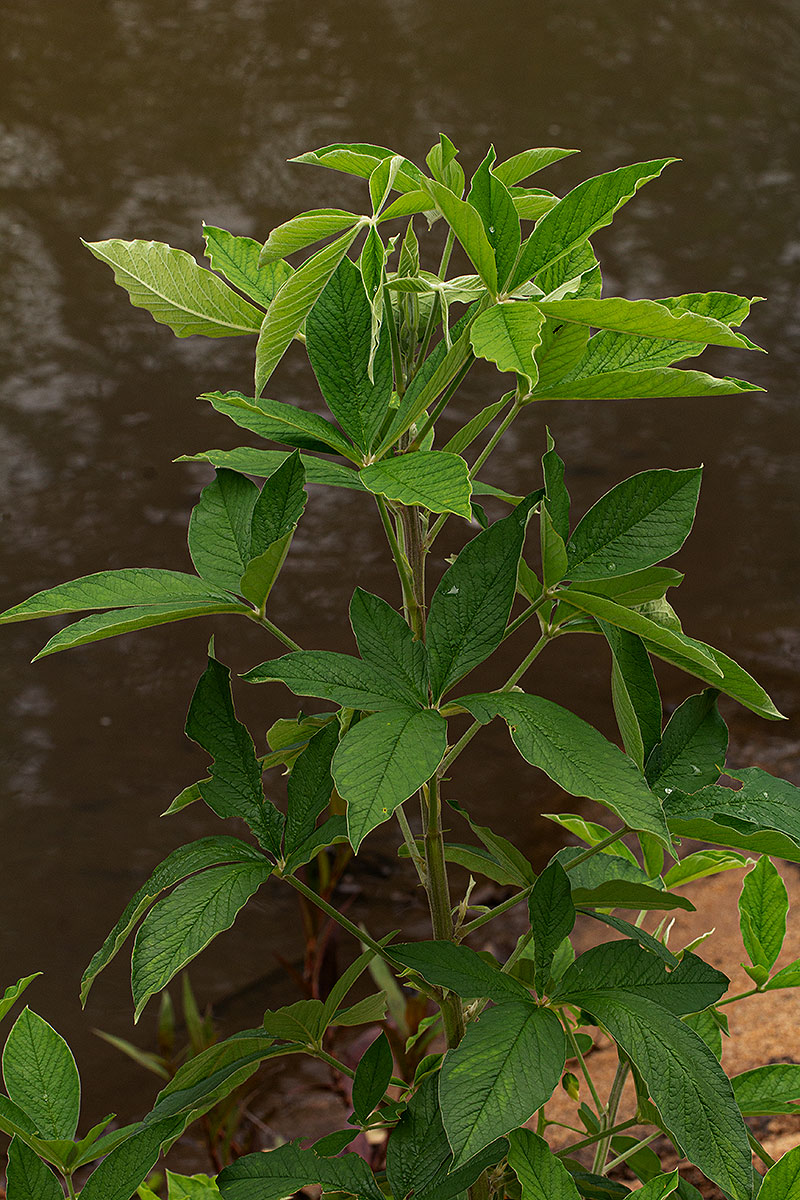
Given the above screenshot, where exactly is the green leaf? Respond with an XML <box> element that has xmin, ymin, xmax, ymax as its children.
<box><xmin>571</xmin><ymin>566</ymin><xmax>684</xmax><ymax>607</ymax></box>
<box><xmin>554</xmin><ymin>949</ymin><xmax>751</xmax><ymax>1200</ymax></box>
<box><xmin>243</xmin><ymin>649</ymin><xmax>420</xmax><ymax>710</ymax></box>
<box><xmin>664</xmin><ymin>767</ymin><xmax>800</xmax><ymax>859</ymax></box>
<box><xmin>167</xmin><ymin>1171</ymin><xmax>223</xmax><ymax>1199</ymax></box>
<box><xmin>739</xmin><ymin>855</ymin><xmax>788</xmax><ymax>972</ymax></box>
<box><xmin>645</xmin><ymin>689</ymin><xmax>727</xmax><ymax>798</ymax></box>
<box><xmin>572</xmin><ymin>881</ymin><xmax>693</xmax><ymax>912</ymax></box>
<box><xmin>217</xmin><ymin>1139</ymin><xmax>384</xmax><ymax>1200</ymax></box>
<box><xmin>83</xmin><ymin>238</ymin><xmax>264</xmax><ymax>336</ymax></box>
<box><xmin>528</xmin><ymin>364</ymin><xmax>763</xmax><ymax>402</ymax></box>
<box><xmin>0</xmin><ymin>975</ymin><xmax>41</xmax><ymax>1025</ymax></box>
<box><xmin>254</xmin><ymin>225</ymin><xmax>361</xmax><ymax>398</ymax></box>
<box><xmin>541</xmin><ymin>428</ymin><xmax>570</xmax><ymax>540</ymax></box>
<box><xmin>386</xmin><ymin>1075</ymin><xmax>506</xmax><ymax>1200</ymax></box>
<box><xmin>601</xmin><ymin>623</ymin><xmax>661</xmax><ymax>770</ymax></box>
<box><xmin>0</xmin><ymin>568</ymin><xmax>232</xmax><ymax>625</ymax></box>
<box><xmin>663</xmin><ymin>849</ymin><xmax>749</xmax><ymax>889</ymax></box>
<box><xmin>756</xmin><ymin>1143</ymin><xmax>800</xmax><ymax>1200</ymax></box>
<box><xmin>331</xmin><ymin>992</ymin><xmax>388</xmax><ymax>1027</ymax></box>
<box><xmin>507</xmin><ymin>1128</ymin><xmax>581</xmax><ymax>1200</ymax></box>
<box><xmin>732</xmin><ymin>1063</ymin><xmax>800</xmax><ymax>1114</ymax></box>
<box><xmin>421</xmin><ymin>179</ymin><xmax>498</xmax><ymax>293</ymax></box>
<box><xmin>333</xmin><ymin>706</ymin><xmax>447</xmax><ymax>849</ymax></box>
<box><xmin>200</xmin><ymin>390</ymin><xmax>357</xmax><ymax>458</ymax></box>
<box><xmin>283</xmin><ymin>815</ymin><xmax>348</xmax><ymax>875</ymax></box>
<box><xmin>426</xmin><ymin>493</ymin><xmax>539</xmax><ymax>701</ymax></box>
<box><xmin>540</xmin><ymin>505</ymin><xmax>569</xmax><ymax>588</ymax></box>
<box><xmin>566</xmin><ymin>468</ymin><xmax>701</xmax><ymax>581</ymax></box>
<box><xmin>2</xmin><ymin>1008</ymin><xmax>80</xmax><ymax>1139</ymax></box>
<box><xmin>284</xmin><ymin>722</ymin><xmax>338</xmax><ymax>853</ymax></box>
<box><xmin>581</xmin><ymin>910</ymin><xmax>678</xmax><ymax>966</ymax></box>
<box><xmin>240</xmin><ymin>450</ymin><xmax>307</xmax><ymax>608</ymax></box>
<box><xmin>493</xmin><ymin>147</ymin><xmax>579</xmax><ymax>187</ymax></box>
<box><xmin>446</xmin><ymin>799</ymin><xmax>536</xmax><ymax>886</ymax></box>
<box><xmin>131</xmin><ymin>862</ymin><xmax>271</xmax><ymax>1020</ymax></box>
<box><xmin>291</xmin><ymin>142</ymin><xmax>423</xmax><ymax>194</ymax></box>
<box><xmin>305</xmin><ymin>256</ymin><xmax>392</xmax><ymax>452</ymax></box>
<box><xmin>764</xmin><ymin>957</ymin><xmax>800</xmax><ymax>990</ymax></box>
<box><xmin>5</xmin><ymin>1137</ymin><xmax>64</xmax><ymax>1200</ymax></box>
<box><xmin>630</xmin><ymin>1175</ymin><xmax>680</xmax><ymax>1199</ymax></box>
<box><xmin>683</xmin><ymin>1007</ymin><xmax>725</xmax><ymax>1061</ymax></box>
<box><xmin>528</xmin><ymin>861</ymin><xmax>576</xmax><ymax>995</ymax></box>
<box><xmin>536</xmin><ymin>297</ymin><xmax>761</xmax><ymax>351</ymax></box>
<box><xmin>511</xmin><ymin>188</ymin><xmax>561</xmax><ymax>221</ymax></box>
<box><xmin>542</xmin><ymin>812</ymin><xmax>641</xmax><ymax>869</ymax></box>
<box><xmin>31</xmin><ymin>601</ymin><xmax>248</xmax><ymax>659</ymax></box>
<box><xmin>79</xmin><ymin>1117</ymin><xmax>184</xmax><ymax>1200</ymax></box>
<box><xmin>188</xmin><ymin>468</ymin><xmax>258</xmax><ymax>594</ymax></box>
<box><xmin>259</xmin><ymin>209</ymin><xmax>361</xmax><ymax>263</ymax></box>
<box><xmin>145</xmin><ymin>1031</ymin><xmax>285</xmax><ymax>1124</ymax></box>
<box><xmin>360</xmin><ymin>451</ymin><xmax>473</xmax><ymax>518</ymax></box>
<box><xmin>640</xmin><ymin>630</ymin><xmax>783</xmax><ymax>721</ymax></box>
<box><xmin>427</xmin><ymin>134</ymin><xmax>465</xmax><ymax>195</ymax></box>
<box><xmin>390</xmin><ymin>942</ymin><xmax>530</xmax><ymax>1003</ymax></box>
<box><xmin>509</xmin><ymin>159</ymin><xmax>675</xmax><ymax>290</ymax></box>
<box><xmin>178</xmin><ymin>447</ymin><xmax>365</xmax><ymax>491</ymax></box>
<box><xmin>439</xmin><ymin>1002</ymin><xmax>565</xmax><ymax>1166</ymax></box>
<box><xmin>469</xmin><ymin>301</ymin><xmax>545</xmax><ymax>391</ymax></box>
<box><xmin>202</xmin><ymin>225</ymin><xmax>292</xmax><ymax>307</ymax></box>
<box><xmin>186</xmin><ymin>655</ymin><xmax>283</xmax><ymax>854</ymax></box>
<box><xmin>459</xmin><ymin>692</ymin><xmax>670</xmax><ymax>846</ymax></box>
<box><xmin>379</xmin><ymin>189</ymin><xmax>434</xmax><ymax>222</ymax></box>
<box><xmin>352</xmin><ymin>1031</ymin><xmax>393</xmax><ymax>1122</ymax></box>
<box><xmin>467</xmin><ymin>148</ymin><xmax>521</xmax><ymax>288</ymax></box>
<box><xmin>81</xmin><ymin>836</ymin><xmax>263</xmax><ymax>1004</ymax></box>
<box><xmin>349</xmin><ymin>588</ymin><xmax>428</xmax><ymax>702</ymax></box>
<box><xmin>442</xmin><ymin>397</ymin><xmax>509</xmax><ymax>455</ymax></box>
<box><xmin>261</xmin><ymin>998</ymin><xmax>325</xmax><ymax>1043</ymax></box>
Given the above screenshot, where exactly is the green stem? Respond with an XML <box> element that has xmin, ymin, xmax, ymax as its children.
<box><xmin>313</xmin><ymin>1046</ymin><xmax>406</xmax><ymax>1091</ymax></box>
<box><xmin>385</xmin><ymin>290</ymin><xmax>406</xmax><ymax>398</ymax></box>
<box><xmin>422</xmin><ymin>778</ymin><xmax>466</xmax><ymax>1047</ymax></box>
<box><xmin>718</xmin><ymin>986</ymin><xmax>760</xmax><ymax>1007</ymax></box>
<box><xmin>413</xmin><ymin>230</ymin><xmax>456</xmax><ymax>370</ymax></box>
<box><xmin>65</xmin><ymin>1177</ymin><xmax>78</xmax><ymax>1200</ymax></box>
<box><xmin>283</xmin><ymin>874</ymin><xmax>396</xmax><ymax>968</ymax></box>
<box><xmin>396</xmin><ymin>805</ymin><xmax>426</xmax><ymax>883</ymax></box>
<box><xmin>410</xmin><ymin>354</ymin><xmax>475</xmax><ymax>451</ymax></box>
<box><xmin>557</xmin><ymin>1118</ymin><xmax>638</xmax><ymax>1157</ymax></box>
<box><xmin>748</xmin><ymin>1128</ymin><xmax>776</xmax><ymax>1169</ymax></box>
<box><xmin>468</xmin><ymin>396</ymin><xmax>522</xmax><ymax>481</ymax></box>
<box><xmin>375</xmin><ymin>495</ymin><xmax>417</xmax><ymax>621</ymax></box>
<box><xmin>603</xmin><ymin>1130</ymin><xmax>661</xmax><ymax>1174</ymax></box>
<box><xmin>563</xmin><ymin>828</ymin><xmax>629</xmax><ymax>872</ymax></box>
<box><xmin>459</xmin><ymin>886</ymin><xmax>532</xmax><ymax>938</ymax></box>
<box><xmin>398</xmin><ymin>504</ymin><xmax>427</xmax><ymax>639</ymax></box>
<box><xmin>563</xmin><ymin>1018</ymin><xmax>603</xmax><ymax>1114</ymax></box>
<box><xmin>502</xmin><ymin>593</ymin><xmax>550</xmax><ymax>641</ymax></box>
<box><xmin>592</xmin><ymin>1058</ymin><xmax>630</xmax><ymax>1174</ymax></box>
<box><xmin>249</xmin><ymin>612</ymin><xmax>303</xmax><ymax>652</ymax></box>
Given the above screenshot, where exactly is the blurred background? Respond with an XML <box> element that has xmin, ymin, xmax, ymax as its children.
<box><xmin>1</xmin><ymin>0</ymin><xmax>798</xmax><ymax>1132</ymax></box>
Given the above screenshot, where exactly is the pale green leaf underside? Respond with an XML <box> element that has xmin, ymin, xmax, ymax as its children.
<box><xmin>131</xmin><ymin>862</ymin><xmax>271</xmax><ymax>1020</ymax></box>
<box><xmin>469</xmin><ymin>301</ymin><xmax>545</xmax><ymax>389</ymax></box>
<box><xmin>360</xmin><ymin>452</ymin><xmax>473</xmax><ymax>518</ymax></box>
<box><xmin>178</xmin><ymin>447</ymin><xmax>364</xmax><ymax>490</ymax></box>
<box><xmin>33</xmin><ymin>602</ymin><xmax>248</xmax><ymax>659</ymax></box>
<box><xmin>200</xmin><ymin>391</ymin><xmax>357</xmax><ymax>459</ymax></box>
<box><xmin>202</xmin><ymin>225</ymin><xmax>292</xmax><ymax>307</ymax></box>
<box><xmin>536</xmin><ymin>296</ymin><xmax>762</xmax><ymax>351</ymax></box>
<box><xmin>529</xmin><ymin>365</ymin><xmax>762</xmax><ymax>401</ymax></box>
<box><xmin>84</xmin><ymin>238</ymin><xmax>263</xmax><ymax>336</ymax></box>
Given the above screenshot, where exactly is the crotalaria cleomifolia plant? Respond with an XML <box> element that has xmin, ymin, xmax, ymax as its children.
<box><xmin>3</xmin><ymin>135</ymin><xmax>800</xmax><ymax>1200</ymax></box>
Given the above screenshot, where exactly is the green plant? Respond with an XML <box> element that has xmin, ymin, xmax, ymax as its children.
<box><xmin>2</xmin><ymin>135</ymin><xmax>799</xmax><ymax>1200</ymax></box>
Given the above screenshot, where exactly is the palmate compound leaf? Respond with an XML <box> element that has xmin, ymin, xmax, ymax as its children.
<box><xmin>553</xmin><ymin>945</ymin><xmax>752</xmax><ymax>1200</ymax></box>
<box><xmin>458</xmin><ymin>692</ymin><xmax>671</xmax><ymax>846</ymax></box>
<box><xmin>83</xmin><ymin>239</ymin><xmax>265</xmax><ymax>336</ymax></box>
<box><xmin>81</xmin><ymin>836</ymin><xmax>267</xmax><ymax>1005</ymax></box>
<box><xmin>386</xmin><ymin>1074</ymin><xmax>507</xmax><ymax>1200</ymax></box>
<box><xmin>333</xmin><ymin>706</ymin><xmax>448</xmax><ymax>850</ymax></box>
<box><xmin>439</xmin><ymin>1001</ymin><xmax>566</xmax><ymax>1166</ymax></box>
<box><xmin>186</xmin><ymin>654</ymin><xmax>284</xmax><ymax>854</ymax></box>
<box><xmin>202</xmin><ymin>225</ymin><xmax>293</xmax><ymax>307</ymax></box>
<box><xmin>426</xmin><ymin>492</ymin><xmax>541</xmax><ymax>702</ymax></box>
<box><xmin>131</xmin><ymin>861</ymin><xmax>271</xmax><ymax>1021</ymax></box>
<box><xmin>2</xmin><ymin>1008</ymin><xmax>80</xmax><ymax>1139</ymax></box>
<box><xmin>360</xmin><ymin>451</ymin><xmax>473</xmax><ymax>518</ymax></box>
<box><xmin>217</xmin><ymin>1139</ymin><xmax>385</xmax><ymax>1200</ymax></box>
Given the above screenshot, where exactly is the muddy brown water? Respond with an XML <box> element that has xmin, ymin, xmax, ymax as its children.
<box><xmin>1</xmin><ymin>0</ymin><xmax>799</xmax><ymax>1136</ymax></box>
